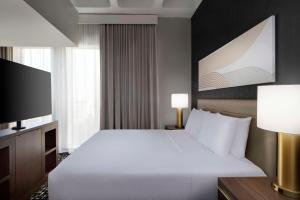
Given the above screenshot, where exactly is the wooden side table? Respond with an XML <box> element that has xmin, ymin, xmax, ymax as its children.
<box><xmin>218</xmin><ymin>177</ymin><xmax>294</xmax><ymax>200</ymax></box>
<box><xmin>164</xmin><ymin>125</ymin><xmax>184</xmax><ymax>130</ymax></box>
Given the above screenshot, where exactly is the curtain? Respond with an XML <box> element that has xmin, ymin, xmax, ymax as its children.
<box><xmin>0</xmin><ymin>47</ymin><xmax>13</xmax><ymax>60</ymax></box>
<box><xmin>52</xmin><ymin>25</ymin><xmax>100</xmax><ymax>152</ymax></box>
<box><xmin>0</xmin><ymin>47</ymin><xmax>13</xmax><ymax>130</ymax></box>
<box><xmin>100</xmin><ymin>24</ymin><xmax>159</xmax><ymax>129</ymax></box>
<box><xmin>12</xmin><ymin>25</ymin><xmax>100</xmax><ymax>152</ymax></box>
<box><xmin>13</xmin><ymin>48</ymin><xmax>51</xmax><ymax>71</ymax></box>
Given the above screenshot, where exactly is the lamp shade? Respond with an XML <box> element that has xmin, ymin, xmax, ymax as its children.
<box><xmin>257</xmin><ymin>85</ymin><xmax>300</xmax><ymax>135</ymax></box>
<box><xmin>171</xmin><ymin>94</ymin><xmax>188</xmax><ymax>108</ymax></box>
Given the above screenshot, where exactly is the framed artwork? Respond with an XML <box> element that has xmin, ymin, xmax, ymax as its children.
<box><xmin>198</xmin><ymin>16</ymin><xmax>275</xmax><ymax>91</ymax></box>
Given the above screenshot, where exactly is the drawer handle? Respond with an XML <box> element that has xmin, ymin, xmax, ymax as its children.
<box><xmin>218</xmin><ymin>186</ymin><xmax>232</xmax><ymax>200</ymax></box>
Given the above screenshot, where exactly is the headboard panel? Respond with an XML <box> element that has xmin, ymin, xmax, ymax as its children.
<box><xmin>197</xmin><ymin>99</ymin><xmax>277</xmax><ymax>178</ymax></box>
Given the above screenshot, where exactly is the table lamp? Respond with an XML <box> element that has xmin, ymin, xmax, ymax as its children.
<box><xmin>257</xmin><ymin>85</ymin><xmax>300</xmax><ymax>198</ymax></box>
<box><xmin>171</xmin><ymin>94</ymin><xmax>188</xmax><ymax>129</ymax></box>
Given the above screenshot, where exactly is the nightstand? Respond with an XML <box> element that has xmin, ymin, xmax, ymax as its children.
<box><xmin>164</xmin><ymin>125</ymin><xmax>184</xmax><ymax>130</ymax></box>
<box><xmin>218</xmin><ymin>177</ymin><xmax>293</xmax><ymax>200</ymax></box>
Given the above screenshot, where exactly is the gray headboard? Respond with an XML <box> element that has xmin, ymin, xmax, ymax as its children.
<box><xmin>197</xmin><ymin>99</ymin><xmax>277</xmax><ymax>178</ymax></box>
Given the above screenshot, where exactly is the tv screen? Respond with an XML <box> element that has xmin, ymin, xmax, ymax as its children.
<box><xmin>0</xmin><ymin>58</ymin><xmax>52</xmax><ymax>124</ymax></box>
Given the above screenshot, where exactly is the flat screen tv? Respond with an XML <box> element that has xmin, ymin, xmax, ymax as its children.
<box><xmin>0</xmin><ymin>58</ymin><xmax>52</xmax><ymax>130</ymax></box>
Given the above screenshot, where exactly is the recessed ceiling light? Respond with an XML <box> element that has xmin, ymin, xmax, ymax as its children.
<box><xmin>72</xmin><ymin>0</ymin><xmax>111</xmax><ymax>8</ymax></box>
<box><xmin>117</xmin><ymin>0</ymin><xmax>155</xmax><ymax>8</ymax></box>
<box><xmin>163</xmin><ymin>0</ymin><xmax>199</xmax><ymax>8</ymax></box>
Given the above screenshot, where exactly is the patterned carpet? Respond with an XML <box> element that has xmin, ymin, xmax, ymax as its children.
<box><xmin>30</xmin><ymin>184</ymin><xmax>48</xmax><ymax>200</ymax></box>
<box><xmin>30</xmin><ymin>153</ymin><xmax>69</xmax><ymax>200</ymax></box>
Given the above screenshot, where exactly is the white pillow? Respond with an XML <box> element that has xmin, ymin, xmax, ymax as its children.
<box><xmin>198</xmin><ymin>112</ymin><xmax>238</xmax><ymax>156</ymax></box>
<box><xmin>217</xmin><ymin>113</ymin><xmax>252</xmax><ymax>159</ymax></box>
<box><xmin>185</xmin><ymin>108</ymin><xmax>208</xmax><ymax>139</ymax></box>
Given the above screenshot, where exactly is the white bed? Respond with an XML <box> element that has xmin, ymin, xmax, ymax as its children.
<box><xmin>48</xmin><ymin>129</ymin><xmax>265</xmax><ymax>200</ymax></box>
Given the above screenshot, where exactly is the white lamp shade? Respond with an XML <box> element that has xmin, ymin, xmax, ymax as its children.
<box><xmin>171</xmin><ymin>94</ymin><xmax>188</xmax><ymax>108</ymax></box>
<box><xmin>257</xmin><ymin>85</ymin><xmax>300</xmax><ymax>135</ymax></box>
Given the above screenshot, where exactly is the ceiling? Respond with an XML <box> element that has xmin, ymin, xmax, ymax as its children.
<box><xmin>71</xmin><ymin>0</ymin><xmax>203</xmax><ymax>18</ymax></box>
<box><xmin>0</xmin><ymin>0</ymin><xmax>75</xmax><ymax>47</ymax></box>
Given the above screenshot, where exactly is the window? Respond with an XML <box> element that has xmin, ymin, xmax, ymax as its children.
<box><xmin>64</xmin><ymin>47</ymin><xmax>100</xmax><ymax>150</ymax></box>
<box><xmin>13</xmin><ymin>47</ymin><xmax>100</xmax><ymax>152</ymax></box>
<box><xmin>13</xmin><ymin>48</ymin><xmax>51</xmax><ymax>72</ymax></box>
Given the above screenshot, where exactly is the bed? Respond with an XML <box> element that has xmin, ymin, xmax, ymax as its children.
<box><xmin>48</xmin><ymin>100</ymin><xmax>277</xmax><ymax>200</ymax></box>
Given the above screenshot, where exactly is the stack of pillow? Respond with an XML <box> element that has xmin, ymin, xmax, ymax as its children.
<box><xmin>185</xmin><ymin>108</ymin><xmax>252</xmax><ymax>159</ymax></box>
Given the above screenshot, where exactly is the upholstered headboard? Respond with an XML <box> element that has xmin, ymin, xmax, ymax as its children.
<box><xmin>197</xmin><ymin>99</ymin><xmax>277</xmax><ymax>178</ymax></box>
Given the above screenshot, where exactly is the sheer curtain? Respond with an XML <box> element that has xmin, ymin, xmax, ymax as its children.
<box><xmin>52</xmin><ymin>25</ymin><xmax>100</xmax><ymax>152</ymax></box>
<box><xmin>13</xmin><ymin>48</ymin><xmax>51</xmax><ymax>71</ymax></box>
<box><xmin>13</xmin><ymin>25</ymin><xmax>101</xmax><ymax>152</ymax></box>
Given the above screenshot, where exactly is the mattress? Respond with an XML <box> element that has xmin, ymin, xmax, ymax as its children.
<box><xmin>48</xmin><ymin>130</ymin><xmax>265</xmax><ymax>200</ymax></box>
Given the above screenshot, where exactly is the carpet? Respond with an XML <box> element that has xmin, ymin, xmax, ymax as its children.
<box><xmin>30</xmin><ymin>153</ymin><xmax>69</xmax><ymax>200</ymax></box>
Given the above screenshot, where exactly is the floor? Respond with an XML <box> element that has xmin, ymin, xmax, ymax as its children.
<box><xmin>30</xmin><ymin>153</ymin><xmax>69</xmax><ymax>200</ymax></box>
<box><xmin>30</xmin><ymin>184</ymin><xmax>48</xmax><ymax>200</ymax></box>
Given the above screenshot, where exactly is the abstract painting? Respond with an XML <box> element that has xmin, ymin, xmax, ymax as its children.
<box><xmin>198</xmin><ymin>16</ymin><xmax>275</xmax><ymax>91</ymax></box>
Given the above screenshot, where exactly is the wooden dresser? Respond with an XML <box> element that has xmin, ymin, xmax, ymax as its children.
<box><xmin>0</xmin><ymin>121</ymin><xmax>58</xmax><ymax>200</ymax></box>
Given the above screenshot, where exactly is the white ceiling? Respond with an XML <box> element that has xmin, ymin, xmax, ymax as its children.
<box><xmin>0</xmin><ymin>0</ymin><xmax>75</xmax><ymax>47</ymax></box>
<box><xmin>71</xmin><ymin>0</ymin><xmax>203</xmax><ymax>18</ymax></box>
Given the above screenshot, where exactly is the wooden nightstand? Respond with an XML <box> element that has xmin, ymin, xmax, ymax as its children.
<box><xmin>218</xmin><ymin>177</ymin><xmax>294</xmax><ymax>200</ymax></box>
<box><xmin>164</xmin><ymin>125</ymin><xmax>184</xmax><ymax>130</ymax></box>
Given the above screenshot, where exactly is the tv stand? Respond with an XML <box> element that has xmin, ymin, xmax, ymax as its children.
<box><xmin>11</xmin><ymin>121</ymin><xmax>25</xmax><ymax>130</ymax></box>
<box><xmin>0</xmin><ymin>120</ymin><xmax>58</xmax><ymax>200</ymax></box>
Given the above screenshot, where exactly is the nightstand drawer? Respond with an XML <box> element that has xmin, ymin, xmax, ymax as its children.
<box><xmin>218</xmin><ymin>177</ymin><xmax>293</xmax><ymax>200</ymax></box>
<box><xmin>218</xmin><ymin>186</ymin><xmax>233</xmax><ymax>200</ymax></box>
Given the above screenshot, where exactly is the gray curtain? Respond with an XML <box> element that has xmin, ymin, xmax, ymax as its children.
<box><xmin>0</xmin><ymin>47</ymin><xmax>13</xmax><ymax>130</ymax></box>
<box><xmin>100</xmin><ymin>24</ymin><xmax>159</xmax><ymax>129</ymax></box>
<box><xmin>0</xmin><ymin>47</ymin><xmax>13</xmax><ymax>60</ymax></box>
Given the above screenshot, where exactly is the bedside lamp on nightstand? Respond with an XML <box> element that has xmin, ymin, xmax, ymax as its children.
<box><xmin>257</xmin><ymin>85</ymin><xmax>300</xmax><ymax>198</ymax></box>
<box><xmin>171</xmin><ymin>93</ymin><xmax>188</xmax><ymax>129</ymax></box>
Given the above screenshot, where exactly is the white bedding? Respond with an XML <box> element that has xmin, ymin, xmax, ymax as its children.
<box><xmin>48</xmin><ymin>130</ymin><xmax>265</xmax><ymax>200</ymax></box>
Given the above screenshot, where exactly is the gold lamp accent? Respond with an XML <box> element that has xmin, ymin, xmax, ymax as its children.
<box><xmin>257</xmin><ymin>85</ymin><xmax>300</xmax><ymax>198</ymax></box>
<box><xmin>171</xmin><ymin>94</ymin><xmax>188</xmax><ymax>129</ymax></box>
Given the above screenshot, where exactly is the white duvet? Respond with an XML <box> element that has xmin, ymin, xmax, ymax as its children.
<box><xmin>48</xmin><ymin>130</ymin><xmax>265</xmax><ymax>200</ymax></box>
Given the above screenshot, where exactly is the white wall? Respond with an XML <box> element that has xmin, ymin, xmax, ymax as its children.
<box><xmin>157</xmin><ymin>18</ymin><xmax>191</xmax><ymax>128</ymax></box>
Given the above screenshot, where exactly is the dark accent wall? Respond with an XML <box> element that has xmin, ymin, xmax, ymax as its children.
<box><xmin>192</xmin><ymin>0</ymin><xmax>300</xmax><ymax>107</ymax></box>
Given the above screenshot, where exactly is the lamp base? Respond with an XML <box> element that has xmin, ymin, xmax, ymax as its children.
<box><xmin>272</xmin><ymin>181</ymin><xmax>300</xmax><ymax>199</ymax></box>
<box><xmin>176</xmin><ymin>108</ymin><xmax>183</xmax><ymax>129</ymax></box>
<box><xmin>273</xmin><ymin>133</ymin><xmax>300</xmax><ymax>199</ymax></box>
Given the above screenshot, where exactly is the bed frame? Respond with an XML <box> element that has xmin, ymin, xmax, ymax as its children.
<box><xmin>197</xmin><ymin>99</ymin><xmax>277</xmax><ymax>178</ymax></box>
